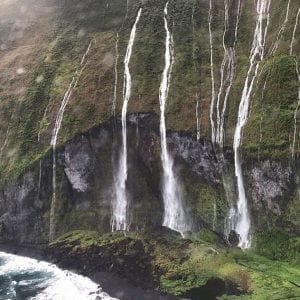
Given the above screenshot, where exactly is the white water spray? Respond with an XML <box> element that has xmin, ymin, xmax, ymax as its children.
<box><xmin>215</xmin><ymin>0</ymin><xmax>241</xmax><ymax>147</ymax></box>
<box><xmin>111</xmin><ymin>8</ymin><xmax>142</xmax><ymax>232</ymax></box>
<box><xmin>290</xmin><ymin>7</ymin><xmax>300</xmax><ymax>56</ymax></box>
<box><xmin>270</xmin><ymin>0</ymin><xmax>290</xmax><ymax>56</ymax></box>
<box><xmin>0</xmin><ymin>252</ymin><xmax>117</xmax><ymax>300</ymax></box>
<box><xmin>49</xmin><ymin>40</ymin><xmax>93</xmax><ymax>241</ymax></box>
<box><xmin>160</xmin><ymin>2</ymin><xmax>191</xmax><ymax>235</ymax></box>
<box><xmin>232</xmin><ymin>0</ymin><xmax>271</xmax><ymax>249</ymax></box>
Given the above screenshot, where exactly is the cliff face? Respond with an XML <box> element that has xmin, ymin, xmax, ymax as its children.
<box><xmin>0</xmin><ymin>0</ymin><xmax>299</xmax><ymax>245</ymax></box>
<box><xmin>0</xmin><ymin>114</ymin><xmax>298</xmax><ymax>245</ymax></box>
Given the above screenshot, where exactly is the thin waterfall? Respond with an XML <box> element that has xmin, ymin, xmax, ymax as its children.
<box><xmin>49</xmin><ymin>40</ymin><xmax>93</xmax><ymax>241</ymax></box>
<box><xmin>258</xmin><ymin>80</ymin><xmax>267</xmax><ymax>160</ymax></box>
<box><xmin>212</xmin><ymin>202</ymin><xmax>217</xmax><ymax>231</ymax></box>
<box><xmin>291</xmin><ymin>59</ymin><xmax>300</xmax><ymax>160</ymax></box>
<box><xmin>160</xmin><ymin>2</ymin><xmax>191</xmax><ymax>235</ymax></box>
<box><xmin>290</xmin><ymin>7</ymin><xmax>300</xmax><ymax>56</ymax></box>
<box><xmin>192</xmin><ymin>4</ymin><xmax>201</xmax><ymax>141</ymax></box>
<box><xmin>215</xmin><ymin>0</ymin><xmax>241</xmax><ymax>147</ymax></box>
<box><xmin>208</xmin><ymin>0</ymin><xmax>216</xmax><ymax>143</ymax></box>
<box><xmin>232</xmin><ymin>0</ymin><xmax>271</xmax><ymax>249</ymax></box>
<box><xmin>0</xmin><ymin>104</ymin><xmax>17</xmax><ymax>156</ymax></box>
<box><xmin>112</xmin><ymin>1</ymin><xmax>130</xmax><ymax>119</ymax></box>
<box><xmin>290</xmin><ymin>12</ymin><xmax>300</xmax><ymax>160</ymax></box>
<box><xmin>196</xmin><ymin>95</ymin><xmax>201</xmax><ymax>141</ymax></box>
<box><xmin>0</xmin><ymin>123</ymin><xmax>11</xmax><ymax>155</ymax></box>
<box><xmin>270</xmin><ymin>0</ymin><xmax>290</xmax><ymax>56</ymax></box>
<box><xmin>111</xmin><ymin>8</ymin><xmax>142</xmax><ymax>232</ymax></box>
<box><xmin>112</xmin><ymin>33</ymin><xmax>119</xmax><ymax>119</ymax></box>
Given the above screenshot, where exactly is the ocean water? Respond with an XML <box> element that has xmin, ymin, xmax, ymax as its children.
<box><xmin>0</xmin><ymin>251</ymin><xmax>118</xmax><ymax>300</ymax></box>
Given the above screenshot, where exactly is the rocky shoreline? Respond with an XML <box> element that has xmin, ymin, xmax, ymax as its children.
<box><xmin>0</xmin><ymin>242</ymin><xmax>179</xmax><ymax>300</ymax></box>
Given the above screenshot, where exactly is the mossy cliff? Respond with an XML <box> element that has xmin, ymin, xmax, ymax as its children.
<box><xmin>45</xmin><ymin>230</ymin><xmax>300</xmax><ymax>300</ymax></box>
<box><xmin>0</xmin><ymin>0</ymin><xmax>300</xmax><ymax>299</ymax></box>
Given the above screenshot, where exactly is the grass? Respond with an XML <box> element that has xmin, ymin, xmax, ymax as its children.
<box><xmin>50</xmin><ymin>229</ymin><xmax>300</xmax><ymax>299</ymax></box>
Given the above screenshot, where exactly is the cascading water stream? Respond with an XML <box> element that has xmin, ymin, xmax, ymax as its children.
<box><xmin>196</xmin><ymin>95</ymin><xmax>201</xmax><ymax>141</ymax></box>
<box><xmin>208</xmin><ymin>0</ymin><xmax>216</xmax><ymax>143</ymax></box>
<box><xmin>111</xmin><ymin>8</ymin><xmax>142</xmax><ymax>232</ymax></box>
<box><xmin>112</xmin><ymin>33</ymin><xmax>119</xmax><ymax>119</ymax></box>
<box><xmin>231</xmin><ymin>0</ymin><xmax>271</xmax><ymax>249</ymax></box>
<box><xmin>215</xmin><ymin>0</ymin><xmax>241</xmax><ymax>147</ymax></box>
<box><xmin>49</xmin><ymin>40</ymin><xmax>93</xmax><ymax>241</ymax></box>
<box><xmin>289</xmin><ymin>9</ymin><xmax>300</xmax><ymax>160</ymax></box>
<box><xmin>258</xmin><ymin>80</ymin><xmax>267</xmax><ymax>160</ymax></box>
<box><xmin>270</xmin><ymin>0</ymin><xmax>290</xmax><ymax>56</ymax></box>
<box><xmin>112</xmin><ymin>0</ymin><xmax>130</xmax><ymax>119</ymax></box>
<box><xmin>160</xmin><ymin>2</ymin><xmax>191</xmax><ymax>235</ymax></box>
<box><xmin>290</xmin><ymin>7</ymin><xmax>300</xmax><ymax>56</ymax></box>
<box><xmin>192</xmin><ymin>5</ymin><xmax>201</xmax><ymax>141</ymax></box>
<box><xmin>291</xmin><ymin>60</ymin><xmax>300</xmax><ymax>160</ymax></box>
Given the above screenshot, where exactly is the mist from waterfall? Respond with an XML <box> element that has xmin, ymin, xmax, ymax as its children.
<box><xmin>231</xmin><ymin>0</ymin><xmax>271</xmax><ymax>249</ymax></box>
<box><xmin>49</xmin><ymin>40</ymin><xmax>93</xmax><ymax>241</ymax></box>
<box><xmin>159</xmin><ymin>2</ymin><xmax>191</xmax><ymax>235</ymax></box>
<box><xmin>111</xmin><ymin>8</ymin><xmax>142</xmax><ymax>232</ymax></box>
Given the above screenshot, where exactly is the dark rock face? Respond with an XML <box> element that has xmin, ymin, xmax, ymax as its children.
<box><xmin>0</xmin><ymin>113</ymin><xmax>298</xmax><ymax>245</ymax></box>
<box><xmin>0</xmin><ymin>160</ymin><xmax>53</xmax><ymax>244</ymax></box>
<box><xmin>227</xmin><ymin>230</ymin><xmax>240</xmax><ymax>247</ymax></box>
<box><xmin>247</xmin><ymin>161</ymin><xmax>293</xmax><ymax>215</ymax></box>
<box><xmin>63</xmin><ymin>136</ymin><xmax>96</xmax><ymax>193</ymax></box>
<box><xmin>170</xmin><ymin>132</ymin><xmax>221</xmax><ymax>183</ymax></box>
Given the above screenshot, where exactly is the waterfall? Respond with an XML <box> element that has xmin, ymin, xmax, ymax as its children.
<box><xmin>258</xmin><ymin>80</ymin><xmax>267</xmax><ymax>160</ymax></box>
<box><xmin>0</xmin><ymin>123</ymin><xmax>10</xmax><ymax>155</ymax></box>
<box><xmin>291</xmin><ymin>60</ymin><xmax>300</xmax><ymax>160</ymax></box>
<box><xmin>212</xmin><ymin>202</ymin><xmax>217</xmax><ymax>231</ymax></box>
<box><xmin>290</xmin><ymin>9</ymin><xmax>300</xmax><ymax>160</ymax></box>
<box><xmin>112</xmin><ymin>33</ymin><xmax>119</xmax><ymax>119</ymax></box>
<box><xmin>112</xmin><ymin>1</ymin><xmax>130</xmax><ymax>119</ymax></box>
<box><xmin>208</xmin><ymin>0</ymin><xmax>216</xmax><ymax>143</ymax></box>
<box><xmin>232</xmin><ymin>0</ymin><xmax>271</xmax><ymax>249</ymax></box>
<box><xmin>160</xmin><ymin>2</ymin><xmax>191</xmax><ymax>235</ymax></box>
<box><xmin>270</xmin><ymin>0</ymin><xmax>290</xmax><ymax>56</ymax></box>
<box><xmin>0</xmin><ymin>104</ymin><xmax>17</xmax><ymax>156</ymax></box>
<box><xmin>111</xmin><ymin>8</ymin><xmax>142</xmax><ymax>232</ymax></box>
<box><xmin>196</xmin><ymin>94</ymin><xmax>201</xmax><ymax>141</ymax></box>
<box><xmin>192</xmin><ymin>5</ymin><xmax>201</xmax><ymax>141</ymax></box>
<box><xmin>215</xmin><ymin>0</ymin><xmax>241</xmax><ymax>147</ymax></box>
<box><xmin>224</xmin><ymin>206</ymin><xmax>237</xmax><ymax>237</ymax></box>
<box><xmin>290</xmin><ymin>7</ymin><xmax>300</xmax><ymax>56</ymax></box>
<box><xmin>49</xmin><ymin>40</ymin><xmax>93</xmax><ymax>241</ymax></box>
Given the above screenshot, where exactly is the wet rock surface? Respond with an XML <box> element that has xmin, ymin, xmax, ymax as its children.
<box><xmin>247</xmin><ymin>160</ymin><xmax>293</xmax><ymax>214</ymax></box>
<box><xmin>0</xmin><ymin>114</ymin><xmax>298</xmax><ymax>246</ymax></box>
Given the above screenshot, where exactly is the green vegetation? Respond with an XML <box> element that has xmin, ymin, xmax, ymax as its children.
<box><xmin>50</xmin><ymin>230</ymin><xmax>300</xmax><ymax>299</ymax></box>
<box><xmin>255</xmin><ymin>229</ymin><xmax>300</xmax><ymax>263</ymax></box>
<box><xmin>243</xmin><ymin>55</ymin><xmax>298</xmax><ymax>159</ymax></box>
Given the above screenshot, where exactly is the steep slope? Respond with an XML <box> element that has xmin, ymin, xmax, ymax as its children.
<box><xmin>0</xmin><ymin>0</ymin><xmax>299</xmax><ymax>297</ymax></box>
